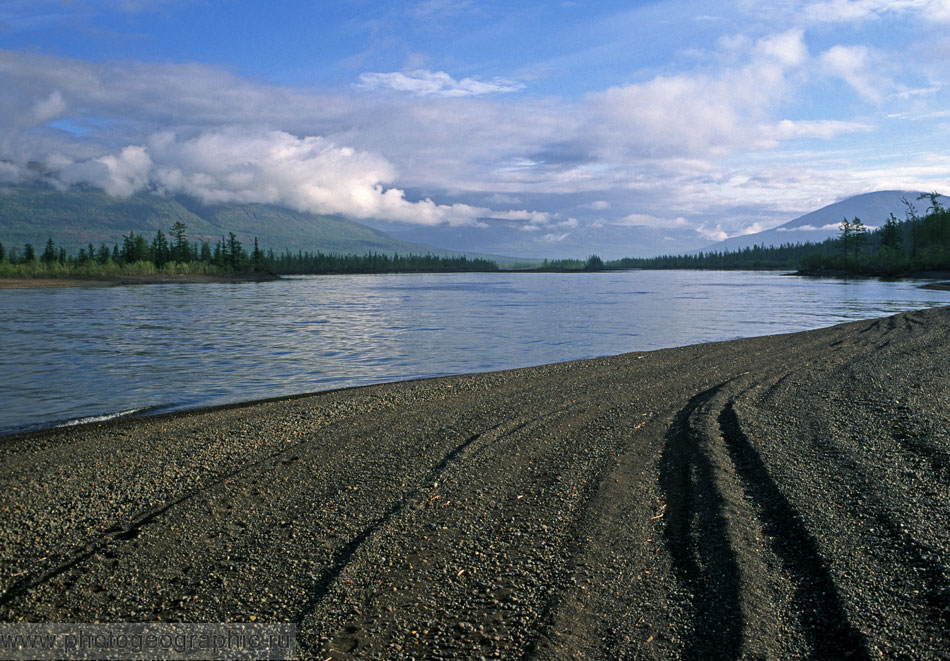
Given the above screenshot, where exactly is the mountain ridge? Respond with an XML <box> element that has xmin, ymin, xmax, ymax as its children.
<box><xmin>701</xmin><ymin>190</ymin><xmax>926</xmax><ymax>253</ymax></box>
<box><xmin>0</xmin><ymin>184</ymin><xmax>518</xmax><ymax>262</ymax></box>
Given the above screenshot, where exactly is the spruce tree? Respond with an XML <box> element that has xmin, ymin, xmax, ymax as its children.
<box><xmin>170</xmin><ymin>221</ymin><xmax>188</xmax><ymax>263</ymax></box>
<box><xmin>851</xmin><ymin>218</ymin><xmax>868</xmax><ymax>257</ymax></box>
<box><xmin>41</xmin><ymin>237</ymin><xmax>56</xmax><ymax>264</ymax></box>
<box><xmin>881</xmin><ymin>213</ymin><xmax>903</xmax><ymax>250</ymax></box>
<box><xmin>151</xmin><ymin>230</ymin><xmax>170</xmax><ymax>267</ymax></box>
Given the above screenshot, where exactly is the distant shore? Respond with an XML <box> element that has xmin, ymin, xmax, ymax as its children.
<box><xmin>0</xmin><ymin>272</ymin><xmax>281</xmax><ymax>289</ymax></box>
<box><xmin>1</xmin><ymin>307</ymin><xmax>947</xmax><ymax>658</ymax></box>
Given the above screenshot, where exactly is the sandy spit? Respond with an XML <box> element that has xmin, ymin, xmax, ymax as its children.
<box><xmin>1</xmin><ymin>307</ymin><xmax>948</xmax><ymax>659</ymax></box>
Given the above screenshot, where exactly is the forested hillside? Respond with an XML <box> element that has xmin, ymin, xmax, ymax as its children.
<box><xmin>0</xmin><ymin>184</ymin><xmax>446</xmax><ymax>256</ymax></box>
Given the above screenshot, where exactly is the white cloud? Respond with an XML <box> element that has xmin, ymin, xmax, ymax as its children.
<box><xmin>356</xmin><ymin>70</ymin><xmax>525</xmax><ymax>97</ymax></box>
<box><xmin>59</xmin><ymin>145</ymin><xmax>153</xmax><ymax>197</ymax></box>
<box><xmin>31</xmin><ymin>91</ymin><xmax>66</xmax><ymax>124</ymax></box>
<box><xmin>24</xmin><ymin>129</ymin><xmax>498</xmax><ymax>226</ymax></box>
<box><xmin>772</xmin><ymin>118</ymin><xmax>874</xmax><ymax>139</ymax></box>
<box><xmin>735</xmin><ymin>222</ymin><xmax>769</xmax><ymax>235</ymax></box>
<box><xmin>617</xmin><ymin>213</ymin><xmax>688</xmax><ymax>228</ymax></box>
<box><xmin>590</xmin><ymin>30</ymin><xmax>811</xmax><ymax>157</ymax></box>
<box><xmin>0</xmin><ymin>33</ymin><xmax>943</xmax><ymax>245</ymax></box>
<box><xmin>494</xmin><ymin>209</ymin><xmax>552</xmax><ymax>224</ymax></box>
<box><xmin>803</xmin><ymin>0</ymin><xmax>950</xmax><ymax>23</ymax></box>
<box><xmin>145</xmin><ymin>130</ymin><xmax>495</xmax><ymax>226</ymax></box>
<box><xmin>776</xmin><ymin>223</ymin><xmax>842</xmax><ymax>230</ymax></box>
<box><xmin>820</xmin><ymin>45</ymin><xmax>891</xmax><ymax>102</ymax></box>
<box><xmin>696</xmin><ymin>225</ymin><xmax>730</xmax><ymax>242</ymax></box>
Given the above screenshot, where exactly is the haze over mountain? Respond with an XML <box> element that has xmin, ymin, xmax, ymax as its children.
<box><xmin>3</xmin><ymin>185</ymin><xmax>937</xmax><ymax>263</ymax></box>
<box><xmin>0</xmin><ymin>184</ymin><xmax>464</xmax><ymax>258</ymax></box>
<box><xmin>701</xmin><ymin>191</ymin><xmax>927</xmax><ymax>253</ymax></box>
<box><xmin>364</xmin><ymin>216</ymin><xmax>712</xmax><ymax>260</ymax></box>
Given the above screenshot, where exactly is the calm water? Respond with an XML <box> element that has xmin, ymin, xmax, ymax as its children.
<box><xmin>1</xmin><ymin>270</ymin><xmax>947</xmax><ymax>435</ymax></box>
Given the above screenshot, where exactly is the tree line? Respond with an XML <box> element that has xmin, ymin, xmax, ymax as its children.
<box><xmin>595</xmin><ymin>192</ymin><xmax>949</xmax><ymax>276</ymax></box>
<box><xmin>3</xmin><ymin>192</ymin><xmax>947</xmax><ymax>279</ymax></box>
<box><xmin>0</xmin><ymin>222</ymin><xmax>499</xmax><ymax>277</ymax></box>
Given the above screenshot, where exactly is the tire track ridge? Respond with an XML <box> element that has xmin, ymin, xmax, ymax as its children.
<box><xmin>718</xmin><ymin>401</ymin><xmax>871</xmax><ymax>660</ymax></box>
<box><xmin>521</xmin><ymin>406</ymin><xmax>658</xmax><ymax>660</ymax></box>
<box><xmin>658</xmin><ymin>382</ymin><xmax>745</xmax><ymax>660</ymax></box>
<box><xmin>293</xmin><ymin>413</ymin><xmax>550</xmax><ymax>628</ymax></box>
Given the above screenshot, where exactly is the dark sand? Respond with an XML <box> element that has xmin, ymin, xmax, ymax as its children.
<box><xmin>1</xmin><ymin>307</ymin><xmax>948</xmax><ymax>659</ymax></box>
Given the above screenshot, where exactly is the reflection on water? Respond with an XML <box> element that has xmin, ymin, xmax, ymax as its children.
<box><xmin>1</xmin><ymin>270</ymin><xmax>946</xmax><ymax>434</ymax></box>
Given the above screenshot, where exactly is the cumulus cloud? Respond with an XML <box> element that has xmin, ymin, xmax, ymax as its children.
<box><xmin>696</xmin><ymin>225</ymin><xmax>730</xmax><ymax>242</ymax></box>
<box><xmin>820</xmin><ymin>45</ymin><xmax>891</xmax><ymax>102</ymax></box>
<box><xmin>47</xmin><ymin>130</ymin><xmax>495</xmax><ymax>225</ymax></box>
<box><xmin>590</xmin><ymin>30</ymin><xmax>813</xmax><ymax>157</ymax></box>
<box><xmin>356</xmin><ymin>69</ymin><xmax>525</xmax><ymax>97</ymax></box>
<box><xmin>59</xmin><ymin>145</ymin><xmax>153</xmax><ymax>197</ymax></box>
<box><xmin>0</xmin><ymin>29</ymin><xmax>937</xmax><ymax>242</ymax></box>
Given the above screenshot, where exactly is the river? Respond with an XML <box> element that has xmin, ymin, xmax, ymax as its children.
<box><xmin>1</xmin><ymin>270</ymin><xmax>947</xmax><ymax>435</ymax></box>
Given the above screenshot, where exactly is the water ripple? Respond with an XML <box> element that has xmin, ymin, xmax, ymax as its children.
<box><xmin>1</xmin><ymin>271</ymin><xmax>947</xmax><ymax>435</ymax></box>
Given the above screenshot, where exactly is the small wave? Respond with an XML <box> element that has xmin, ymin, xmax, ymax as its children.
<box><xmin>57</xmin><ymin>407</ymin><xmax>151</xmax><ymax>428</ymax></box>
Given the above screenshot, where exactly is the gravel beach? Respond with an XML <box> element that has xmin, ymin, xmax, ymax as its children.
<box><xmin>1</xmin><ymin>307</ymin><xmax>948</xmax><ymax>659</ymax></box>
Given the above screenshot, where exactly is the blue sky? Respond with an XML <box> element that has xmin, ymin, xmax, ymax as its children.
<box><xmin>1</xmin><ymin>0</ymin><xmax>949</xmax><ymax>252</ymax></box>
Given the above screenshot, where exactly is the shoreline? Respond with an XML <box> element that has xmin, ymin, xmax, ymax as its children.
<box><xmin>0</xmin><ymin>272</ymin><xmax>281</xmax><ymax>289</ymax></box>
<box><xmin>4</xmin><ymin>269</ymin><xmax>950</xmax><ymax>291</ymax></box>
<box><xmin>1</xmin><ymin>308</ymin><xmax>948</xmax><ymax>658</ymax></box>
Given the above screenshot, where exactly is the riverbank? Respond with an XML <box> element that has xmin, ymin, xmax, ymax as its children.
<box><xmin>1</xmin><ymin>307</ymin><xmax>948</xmax><ymax>659</ymax></box>
<box><xmin>0</xmin><ymin>272</ymin><xmax>281</xmax><ymax>288</ymax></box>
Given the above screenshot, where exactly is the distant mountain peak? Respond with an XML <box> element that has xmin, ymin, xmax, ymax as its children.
<box><xmin>701</xmin><ymin>190</ymin><xmax>926</xmax><ymax>253</ymax></box>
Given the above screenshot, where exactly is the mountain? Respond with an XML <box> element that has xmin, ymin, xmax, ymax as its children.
<box><xmin>0</xmin><ymin>184</ymin><xmax>475</xmax><ymax>258</ymax></box>
<box><xmin>702</xmin><ymin>191</ymin><xmax>925</xmax><ymax>253</ymax></box>
<box><xmin>370</xmin><ymin>218</ymin><xmax>711</xmax><ymax>261</ymax></box>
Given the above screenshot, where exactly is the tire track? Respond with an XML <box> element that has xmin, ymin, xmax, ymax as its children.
<box><xmin>317</xmin><ymin>398</ymin><xmax>631</xmax><ymax>658</ymax></box>
<box><xmin>297</xmin><ymin>406</ymin><xmax>571</xmax><ymax>640</ymax></box>
<box><xmin>658</xmin><ymin>377</ymin><xmax>872</xmax><ymax>660</ymax></box>
<box><xmin>658</xmin><ymin>383</ymin><xmax>744</xmax><ymax>659</ymax></box>
<box><xmin>718</xmin><ymin>402</ymin><xmax>871</xmax><ymax>660</ymax></box>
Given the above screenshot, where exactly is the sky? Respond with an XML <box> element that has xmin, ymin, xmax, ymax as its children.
<box><xmin>1</xmin><ymin>0</ymin><xmax>949</xmax><ymax>252</ymax></box>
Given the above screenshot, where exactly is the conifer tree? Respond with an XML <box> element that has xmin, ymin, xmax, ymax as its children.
<box><xmin>881</xmin><ymin>213</ymin><xmax>903</xmax><ymax>250</ymax></box>
<box><xmin>170</xmin><ymin>221</ymin><xmax>189</xmax><ymax>263</ymax></box>
<box><xmin>41</xmin><ymin>237</ymin><xmax>57</xmax><ymax>264</ymax></box>
<box><xmin>851</xmin><ymin>217</ymin><xmax>868</xmax><ymax>257</ymax></box>
<box><xmin>151</xmin><ymin>230</ymin><xmax>170</xmax><ymax>267</ymax></box>
<box><xmin>838</xmin><ymin>218</ymin><xmax>853</xmax><ymax>256</ymax></box>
